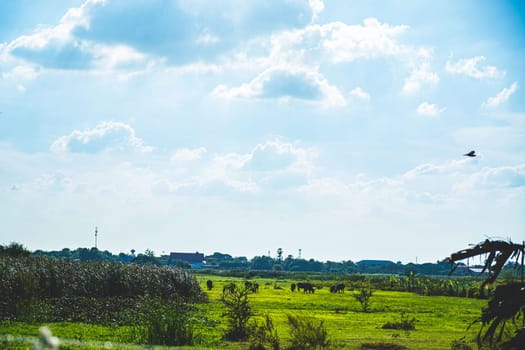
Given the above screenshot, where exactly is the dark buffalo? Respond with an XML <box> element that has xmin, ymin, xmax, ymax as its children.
<box><xmin>297</xmin><ymin>282</ymin><xmax>315</xmax><ymax>294</ymax></box>
<box><xmin>330</xmin><ymin>283</ymin><xmax>345</xmax><ymax>293</ymax></box>
<box><xmin>206</xmin><ymin>279</ymin><xmax>213</xmax><ymax>291</ymax></box>
<box><xmin>291</xmin><ymin>283</ymin><xmax>296</xmax><ymax>292</ymax></box>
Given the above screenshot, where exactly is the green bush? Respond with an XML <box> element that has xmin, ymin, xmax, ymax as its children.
<box><xmin>221</xmin><ymin>283</ymin><xmax>254</xmax><ymax>341</ymax></box>
<box><xmin>353</xmin><ymin>287</ymin><xmax>373</xmax><ymax>312</ymax></box>
<box><xmin>382</xmin><ymin>311</ymin><xmax>416</xmax><ymax>331</ymax></box>
<box><xmin>360</xmin><ymin>343</ymin><xmax>408</xmax><ymax>350</ymax></box>
<box><xmin>249</xmin><ymin>314</ymin><xmax>280</xmax><ymax>350</ymax></box>
<box><xmin>286</xmin><ymin>314</ymin><xmax>330</xmax><ymax>350</ymax></box>
<box><xmin>450</xmin><ymin>337</ymin><xmax>473</xmax><ymax>350</ymax></box>
<box><xmin>136</xmin><ymin>298</ymin><xmax>196</xmax><ymax>346</ymax></box>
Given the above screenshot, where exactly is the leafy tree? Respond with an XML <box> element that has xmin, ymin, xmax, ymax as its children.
<box><xmin>276</xmin><ymin>248</ymin><xmax>283</xmax><ymax>262</ymax></box>
<box><xmin>220</xmin><ymin>283</ymin><xmax>254</xmax><ymax>340</ymax></box>
<box><xmin>353</xmin><ymin>287</ymin><xmax>374</xmax><ymax>312</ymax></box>
<box><xmin>0</xmin><ymin>242</ymin><xmax>31</xmax><ymax>258</ymax></box>
<box><xmin>250</xmin><ymin>256</ymin><xmax>274</xmax><ymax>270</ymax></box>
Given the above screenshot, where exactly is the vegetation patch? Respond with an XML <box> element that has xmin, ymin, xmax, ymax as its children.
<box><xmin>381</xmin><ymin>311</ymin><xmax>416</xmax><ymax>331</ymax></box>
<box><xmin>359</xmin><ymin>342</ymin><xmax>408</xmax><ymax>350</ymax></box>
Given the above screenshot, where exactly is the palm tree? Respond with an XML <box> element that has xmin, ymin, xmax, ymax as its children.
<box><xmin>446</xmin><ymin>239</ymin><xmax>525</xmax><ymax>349</ymax></box>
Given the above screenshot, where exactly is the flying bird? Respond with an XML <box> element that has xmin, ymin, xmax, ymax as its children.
<box><xmin>463</xmin><ymin>150</ymin><xmax>476</xmax><ymax>157</ymax></box>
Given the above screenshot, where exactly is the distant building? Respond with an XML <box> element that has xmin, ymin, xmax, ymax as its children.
<box><xmin>357</xmin><ymin>260</ymin><xmax>395</xmax><ymax>265</ymax></box>
<box><xmin>169</xmin><ymin>252</ymin><xmax>206</xmax><ymax>268</ymax></box>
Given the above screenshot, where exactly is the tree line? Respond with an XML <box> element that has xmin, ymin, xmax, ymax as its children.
<box><xmin>3</xmin><ymin>244</ymin><xmax>484</xmax><ymax>276</ymax></box>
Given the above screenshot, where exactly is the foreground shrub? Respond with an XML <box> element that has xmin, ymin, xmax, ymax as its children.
<box><xmin>353</xmin><ymin>287</ymin><xmax>373</xmax><ymax>312</ymax></box>
<box><xmin>360</xmin><ymin>343</ymin><xmax>408</xmax><ymax>350</ymax></box>
<box><xmin>286</xmin><ymin>314</ymin><xmax>330</xmax><ymax>350</ymax></box>
<box><xmin>382</xmin><ymin>311</ymin><xmax>416</xmax><ymax>331</ymax></box>
<box><xmin>450</xmin><ymin>338</ymin><xmax>473</xmax><ymax>350</ymax></box>
<box><xmin>0</xmin><ymin>256</ymin><xmax>205</xmax><ymax>321</ymax></box>
<box><xmin>136</xmin><ymin>298</ymin><xmax>196</xmax><ymax>346</ymax></box>
<box><xmin>221</xmin><ymin>283</ymin><xmax>254</xmax><ymax>341</ymax></box>
<box><xmin>249</xmin><ymin>314</ymin><xmax>280</xmax><ymax>350</ymax></box>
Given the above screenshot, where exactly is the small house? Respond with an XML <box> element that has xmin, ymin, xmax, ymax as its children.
<box><xmin>169</xmin><ymin>252</ymin><xmax>206</xmax><ymax>268</ymax></box>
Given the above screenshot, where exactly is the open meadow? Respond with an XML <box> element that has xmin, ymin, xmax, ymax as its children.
<box><xmin>1</xmin><ymin>268</ymin><xmax>487</xmax><ymax>350</ymax></box>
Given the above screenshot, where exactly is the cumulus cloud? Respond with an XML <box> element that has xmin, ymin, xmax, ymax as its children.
<box><xmin>267</xmin><ymin>18</ymin><xmax>409</xmax><ymax>66</ymax></box>
<box><xmin>416</xmin><ymin>102</ymin><xmax>445</xmax><ymax>117</ymax></box>
<box><xmin>460</xmin><ymin>165</ymin><xmax>525</xmax><ymax>190</ymax></box>
<box><xmin>445</xmin><ymin>56</ymin><xmax>505</xmax><ymax>79</ymax></box>
<box><xmin>402</xmin><ymin>66</ymin><xmax>439</xmax><ymax>94</ymax></box>
<box><xmin>349</xmin><ymin>87</ymin><xmax>371</xmax><ymax>101</ymax></box>
<box><xmin>1</xmin><ymin>65</ymin><xmax>40</xmax><ymax>80</ymax></box>
<box><xmin>213</xmin><ymin>66</ymin><xmax>345</xmax><ymax>106</ymax></box>
<box><xmin>482</xmin><ymin>82</ymin><xmax>518</xmax><ymax>108</ymax></box>
<box><xmin>245</xmin><ymin>139</ymin><xmax>318</xmax><ymax>174</ymax></box>
<box><xmin>308</xmin><ymin>0</ymin><xmax>325</xmax><ymax>22</ymax></box>
<box><xmin>171</xmin><ymin>147</ymin><xmax>207</xmax><ymax>161</ymax></box>
<box><xmin>3</xmin><ymin>0</ymin><xmax>317</xmax><ymax>70</ymax></box>
<box><xmin>51</xmin><ymin>121</ymin><xmax>152</xmax><ymax>154</ymax></box>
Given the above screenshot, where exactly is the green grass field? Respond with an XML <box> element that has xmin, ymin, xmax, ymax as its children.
<box><xmin>1</xmin><ymin>275</ymin><xmax>486</xmax><ymax>349</ymax></box>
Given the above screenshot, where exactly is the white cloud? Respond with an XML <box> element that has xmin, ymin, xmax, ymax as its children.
<box><xmin>482</xmin><ymin>82</ymin><xmax>518</xmax><ymax>108</ymax></box>
<box><xmin>445</xmin><ymin>56</ymin><xmax>505</xmax><ymax>79</ymax></box>
<box><xmin>308</xmin><ymin>0</ymin><xmax>325</xmax><ymax>22</ymax></box>
<box><xmin>2</xmin><ymin>65</ymin><xmax>40</xmax><ymax>80</ymax></box>
<box><xmin>51</xmin><ymin>121</ymin><xmax>153</xmax><ymax>154</ymax></box>
<box><xmin>349</xmin><ymin>87</ymin><xmax>370</xmax><ymax>101</ymax></box>
<box><xmin>267</xmin><ymin>18</ymin><xmax>409</xmax><ymax>66</ymax></box>
<box><xmin>416</xmin><ymin>102</ymin><xmax>445</xmax><ymax>117</ymax></box>
<box><xmin>246</xmin><ymin>139</ymin><xmax>318</xmax><ymax>175</ymax></box>
<box><xmin>298</xmin><ymin>177</ymin><xmax>349</xmax><ymax>196</ymax></box>
<box><xmin>459</xmin><ymin>164</ymin><xmax>525</xmax><ymax>190</ymax></box>
<box><xmin>402</xmin><ymin>68</ymin><xmax>439</xmax><ymax>94</ymax></box>
<box><xmin>171</xmin><ymin>147</ymin><xmax>207</xmax><ymax>161</ymax></box>
<box><xmin>213</xmin><ymin>65</ymin><xmax>345</xmax><ymax>107</ymax></box>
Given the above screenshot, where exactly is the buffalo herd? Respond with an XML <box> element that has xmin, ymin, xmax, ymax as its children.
<box><xmin>208</xmin><ymin>280</ymin><xmax>345</xmax><ymax>295</ymax></box>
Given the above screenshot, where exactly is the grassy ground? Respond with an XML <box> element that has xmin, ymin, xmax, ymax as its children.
<box><xmin>1</xmin><ymin>275</ymin><xmax>486</xmax><ymax>349</ymax></box>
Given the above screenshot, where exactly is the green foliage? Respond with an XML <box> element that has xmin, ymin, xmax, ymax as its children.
<box><xmin>382</xmin><ymin>311</ymin><xmax>416</xmax><ymax>331</ymax></box>
<box><xmin>249</xmin><ymin>314</ymin><xmax>281</xmax><ymax>350</ymax></box>
<box><xmin>360</xmin><ymin>343</ymin><xmax>408</xmax><ymax>350</ymax></box>
<box><xmin>450</xmin><ymin>337</ymin><xmax>473</xmax><ymax>350</ymax></box>
<box><xmin>286</xmin><ymin>314</ymin><xmax>330</xmax><ymax>350</ymax></box>
<box><xmin>353</xmin><ymin>287</ymin><xmax>374</xmax><ymax>312</ymax></box>
<box><xmin>0</xmin><ymin>243</ymin><xmax>31</xmax><ymax>258</ymax></box>
<box><xmin>220</xmin><ymin>283</ymin><xmax>254</xmax><ymax>341</ymax></box>
<box><xmin>0</xmin><ymin>256</ymin><xmax>205</xmax><ymax>322</ymax></box>
<box><xmin>136</xmin><ymin>297</ymin><xmax>196</xmax><ymax>346</ymax></box>
<box><xmin>477</xmin><ymin>282</ymin><xmax>525</xmax><ymax>348</ymax></box>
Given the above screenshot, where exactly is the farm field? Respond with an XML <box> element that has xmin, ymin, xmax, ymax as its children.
<box><xmin>1</xmin><ymin>274</ymin><xmax>486</xmax><ymax>349</ymax></box>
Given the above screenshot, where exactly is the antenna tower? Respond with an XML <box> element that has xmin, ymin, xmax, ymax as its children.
<box><xmin>94</xmin><ymin>226</ymin><xmax>98</xmax><ymax>249</ymax></box>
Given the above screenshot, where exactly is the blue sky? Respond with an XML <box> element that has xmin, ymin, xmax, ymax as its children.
<box><xmin>1</xmin><ymin>0</ymin><xmax>524</xmax><ymax>263</ymax></box>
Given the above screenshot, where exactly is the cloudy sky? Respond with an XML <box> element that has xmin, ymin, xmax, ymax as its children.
<box><xmin>1</xmin><ymin>0</ymin><xmax>524</xmax><ymax>263</ymax></box>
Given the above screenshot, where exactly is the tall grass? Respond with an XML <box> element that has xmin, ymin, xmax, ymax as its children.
<box><xmin>0</xmin><ymin>256</ymin><xmax>205</xmax><ymax>322</ymax></box>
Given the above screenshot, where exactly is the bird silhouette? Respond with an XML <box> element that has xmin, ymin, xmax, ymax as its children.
<box><xmin>463</xmin><ymin>150</ymin><xmax>476</xmax><ymax>157</ymax></box>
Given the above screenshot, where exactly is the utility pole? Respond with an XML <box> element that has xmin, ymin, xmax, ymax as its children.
<box><xmin>298</xmin><ymin>248</ymin><xmax>302</xmax><ymax>259</ymax></box>
<box><xmin>94</xmin><ymin>226</ymin><xmax>98</xmax><ymax>249</ymax></box>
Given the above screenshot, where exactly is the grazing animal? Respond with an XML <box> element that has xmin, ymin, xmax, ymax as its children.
<box><xmin>291</xmin><ymin>283</ymin><xmax>296</xmax><ymax>292</ymax></box>
<box><xmin>297</xmin><ymin>282</ymin><xmax>315</xmax><ymax>294</ymax></box>
<box><xmin>206</xmin><ymin>279</ymin><xmax>213</xmax><ymax>291</ymax></box>
<box><xmin>330</xmin><ymin>283</ymin><xmax>345</xmax><ymax>293</ymax></box>
<box><xmin>464</xmin><ymin>150</ymin><xmax>476</xmax><ymax>157</ymax></box>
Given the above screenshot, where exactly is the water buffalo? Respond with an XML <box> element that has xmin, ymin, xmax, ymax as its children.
<box><xmin>330</xmin><ymin>283</ymin><xmax>345</xmax><ymax>293</ymax></box>
<box><xmin>291</xmin><ymin>283</ymin><xmax>296</xmax><ymax>292</ymax></box>
<box><xmin>297</xmin><ymin>282</ymin><xmax>315</xmax><ymax>294</ymax></box>
<box><xmin>206</xmin><ymin>279</ymin><xmax>213</xmax><ymax>291</ymax></box>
